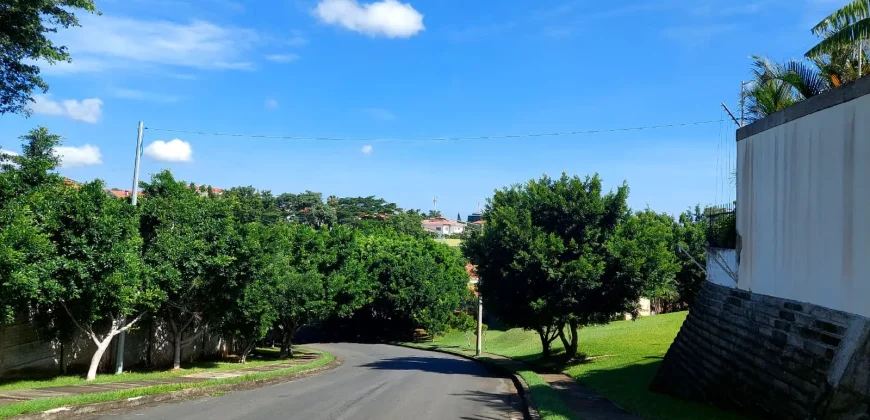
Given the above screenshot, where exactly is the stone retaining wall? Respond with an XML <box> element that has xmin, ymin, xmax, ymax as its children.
<box><xmin>651</xmin><ymin>280</ymin><xmax>870</xmax><ymax>419</ymax></box>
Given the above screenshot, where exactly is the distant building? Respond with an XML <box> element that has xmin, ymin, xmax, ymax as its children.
<box><xmin>466</xmin><ymin>213</ymin><xmax>483</xmax><ymax>223</ymax></box>
<box><xmin>422</xmin><ymin>217</ymin><xmax>465</xmax><ymax>235</ymax></box>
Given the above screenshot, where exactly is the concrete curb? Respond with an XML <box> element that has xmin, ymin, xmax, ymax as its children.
<box><xmin>393</xmin><ymin>343</ymin><xmax>541</xmax><ymax>420</ymax></box>
<box><xmin>11</xmin><ymin>354</ymin><xmax>342</xmax><ymax>420</ymax></box>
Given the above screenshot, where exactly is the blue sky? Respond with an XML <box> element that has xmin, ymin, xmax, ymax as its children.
<box><xmin>0</xmin><ymin>0</ymin><xmax>844</xmax><ymax>218</ymax></box>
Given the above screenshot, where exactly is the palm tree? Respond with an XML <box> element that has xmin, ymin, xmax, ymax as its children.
<box><xmin>745</xmin><ymin>55</ymin><xmax>838</xmax><ymax>122</ymax></box>
<box><xmin>806</xmin><ymin>0</ymin><xmax>869</xmax><ymax>62</ymax></box>
<box><xmin>745</xmin><ymin>56</ymin><xmax>801</xmax><ymax>122</ymax></box>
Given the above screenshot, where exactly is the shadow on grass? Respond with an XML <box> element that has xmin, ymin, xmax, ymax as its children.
<box><xmin>0</xmin><ymin>348</ymin><xmax>309</xmax><ymax>390</ymax></box>
<box><xmin>478</xmin><ymin>350</ymin><xmax>750</xmax><ymax>420</ymax></box>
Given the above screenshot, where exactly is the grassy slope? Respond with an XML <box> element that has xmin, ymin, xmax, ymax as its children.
<box><xmin>0</xmin><ymin>350</ymin><xmax>334</xmax><ymax>419</ymax></box>
<box><xmin>0</xmin><ymin>348</ymin><xmax>289</xmax><ymax>392</ymax></box>
<box><xmin>437</xmin><ymin>312</ymin><xmax>747</xmax><ymax>420</ymax></box>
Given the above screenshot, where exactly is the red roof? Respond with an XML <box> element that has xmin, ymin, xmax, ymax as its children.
<box><xmin>465</xmin><ymin>263</ymin><xmax>478</xmax><ymax>280</ymax></box>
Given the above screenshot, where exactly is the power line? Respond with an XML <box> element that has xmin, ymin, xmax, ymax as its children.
<box><xmin>144</xmin><ymin>119</ymin><xmax>724</xmax><ymax>142</ymax></box>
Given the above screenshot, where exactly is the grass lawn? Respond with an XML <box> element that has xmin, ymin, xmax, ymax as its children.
<box><xmin>0</xmin><ymin>347</ymin><xmax>297</xmax><ymax>392</ymax></box>
<box><xmin>435</xmin><ymin>312</ymin><xmax>748</xmax><ymax>420</ymax></box>
<box><xmin>0</xmin><ymin>349</ymin><xmax>333</xmax><ymax>419</ymax></box>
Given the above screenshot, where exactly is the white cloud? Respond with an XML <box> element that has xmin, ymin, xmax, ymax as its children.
<box><xmin>144</xmin><ymin>139</ymin><xmax>193</xmax><ymax>162</ymax></box>
<box><xmin>55</xmin><ymin>145</ymin><xmax>102</xmax><ymax>168</ymax></box>
<box><xmin>287</xmin><ymin>32</ymin><xmax>309</xmax><ymax>46</ymax></box>
<box><xmin>111</xmin><ymin>88</ymin><xmax>181</xmax><ymax>103</ymax></box>
<box><xmin>49</xmin><ymin>15</ymin><xmax>260</xmax><ymax>73</ymax></box>
<box><xmin>361</xmin><ymin>145</ymin><xmax>373</xmax><ymax>155</ymax></box>
<box><xmin>31</xmin><ymin>95</ymin><xmax>103</xmax><ymax>123</ymax></box>
<box><xmin>314</xmin><ymin>0</ymin><xmax>424</xmax><ymax>38</ymax></box>
<box><xmin>266</xmin><ymin>99</ymin><xmax>279</xmax><ymax>109</ymax></box>
<box><xmin>365</xmin><ymin>107</ymin><xmax>397</xmax><ymax>121</ymax></box>
<box><xmin>266</xmin><ymin>54</ymin><xmax>301</xmax><ymax>63</ymax></box>
<box><xmin>0</xmin><ymin>149</ymin><xmax>18</xmax><ymax>157</ymax></box>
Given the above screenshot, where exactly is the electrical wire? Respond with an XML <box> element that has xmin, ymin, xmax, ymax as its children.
<box><xmin>144</xmin><ymin>119</ymin><xmax>725</xmax><ymax>142</ymax></box>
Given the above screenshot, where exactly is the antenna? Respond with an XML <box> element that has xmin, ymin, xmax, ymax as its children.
<box><xmin>477</xmin><ymin>202</ymin><xmax>481</xmax><ymax>213</ymax></box>
<box><xmin>433</xmin><ymin>196</ymin><xmax>437</xmax><ymax>212</ymax></box>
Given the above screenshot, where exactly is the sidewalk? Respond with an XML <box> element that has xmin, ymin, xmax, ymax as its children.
<box><xmin>0</xmin><ymin>353</ymin><xmax>319</xmax><ymax>408</ymax></box>
<box><xmin>414</xmin><ymin>344</ymin><xmax>640</xmax><ymax>420</ymax></box>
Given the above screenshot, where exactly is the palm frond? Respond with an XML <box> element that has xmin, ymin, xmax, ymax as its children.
<box><xmin>808</xmin><ymin>17</ymin><xmax>870</xmax><ymax>56</ymax></box>
<box><xmin>783</xmin><ymin>60</ymin><xmax>830</xmax><ymax>98</ymax></box>
<box><xmin>811</xmin><ymin>0</ymin><xmax>870</xmax><ymax>36</ymax></box>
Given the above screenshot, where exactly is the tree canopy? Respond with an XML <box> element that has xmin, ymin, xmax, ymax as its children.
<box><xmin>0</xmin><ymin>0</ymin><xmax>98</xmax><ymax>115</ymax></box>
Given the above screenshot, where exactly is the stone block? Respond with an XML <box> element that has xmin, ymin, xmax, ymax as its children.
<box><xmin>814</xmin><ymin>320</ymin><xmax>847</xmax><ymax>336</ymax></box>
<box><xmin>820</xmin><ymin>333</ymin><xmax>841</xmax><ymax>347</ymax></box>
<box><xmin>783</xmin><ymin>302</ymin><xmax>804</xmax><ymax>313</ymax></box>
<box><xmin>780</xmin><ymin>310</ymin><xmax>796</xmax><ymax>322</ymax></box>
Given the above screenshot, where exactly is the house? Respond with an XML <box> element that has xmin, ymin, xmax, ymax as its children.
<box><xmin>422</xmin><ymin>217</ymin><xmax>465</xmax><ymax>235</ymax></box>
<box><xmin>466</xmin><ymin>213</ymin><xmax>483</xmax><ymax>223</ymax></box>
<box><xmin>651</xmin><ymin>76</ymin><xmax>870</xmax><ymax>419</ymax></box>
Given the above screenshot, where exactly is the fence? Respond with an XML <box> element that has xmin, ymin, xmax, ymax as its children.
<box><xmin>706</xmin><ymin>204</ymin><xmax>736</xmax><ymax>249</ymax></box>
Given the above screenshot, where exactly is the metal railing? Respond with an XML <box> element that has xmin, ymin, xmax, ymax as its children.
<box><xmin>706</xmin><ymin>205</ymin><xmax>736</xmax><ymax>249</ymax></box>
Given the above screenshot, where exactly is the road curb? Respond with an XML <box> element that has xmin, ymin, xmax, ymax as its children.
<box><xmin>393</xmin><ymin>343</ymin><xmax>541</xmax><ymax>420</ymax></box>
<box><xmin>11</xmin><ymin>353</ymin><xmax>342</xmax><ymax>420</ymax></box>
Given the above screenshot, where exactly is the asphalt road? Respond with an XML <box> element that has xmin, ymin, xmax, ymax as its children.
<box><xmin>95</xmin><ymin>343</ymin><xmax>524</xmax><ymax>420</ymax></box>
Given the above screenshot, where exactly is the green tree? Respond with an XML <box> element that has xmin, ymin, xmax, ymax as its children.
<box><xmin>463</xmin><ymin>173</ymin><xmax>634</xmax><ymax>359</ymax></box>
<box><xmin>609</xmin><ymin>209</ymin><xmax>680</xmax><ymax>315</ymax></box>
<box><xmin>354</xmin><ymin>211</ymin><xmax>427</xmax><ymax>239</ymax></box>
<box><xmin>457</xmin><ymin>212</ymin><xmax>462</xmax><ymax>222</ymax></box>
<box><xmin>449</xmin><ymin>311</ymin><xmax>476</xmax><ymax>346</ymax></box>
<box><xmin>218</xmin><ymin>222</ymin><xmax>280</xmax><ymax>363</ymax></box>
<box><xmin>225</xmin><ymin>186</ymin><xmax>281</xmax><ymax>225</ymax></box>
<box><xmin>0</xmin><ymin>128</ymin><xmax>64</xmax><ymax>322</ymax></box>
<box><xmin>807</xmin><ymin>0</ymin><xmax>869</xmax><ymax>57</ymax></box>
<box><xmin>139</xmin><ymin>171</ymin><xmax>238</xmax><ymax>369</ymax></box>
<box><xmin>672</xmin><ymin>206</ymin><xmax>707</xmax><ymax>307</ymax></box>
<box><xmin>426</xmin><ymin>209</ymin><xmax>442</xmax><ymax>218</ymax></box>
<box><xmin>344</xmin><ymin>233</ymin><xmax>468</xmax><ymax>341</ymax></box>
<box><xmin>334</xmin><ymin>196</ymin><xmax>399</xmax><ymax>224</ymax></box>
<box><xmin>47</xmin><ymin>181</ymin><xmax>162</xmax><ymax>380</ymax></box>
<box><xmin>270</xmin><ymin>224</ymin><xmax>329</xmax><ymax>358</ymax></box>
<box><xmin>277</xmin><ymin>191</ymin><xmax>336</xmax><ymax>227</ymax></box>
<box><xmin>0</xmin><ymin>0</ymin><xmax>98</xmax><ymax>115</ymax></box>
<box><xmin>0</xmin><ymin>196</ymin><xmax>54</xmax><ymax>323</ymax></box>
<box><xmin>0</xmin><ymin>127</ymin><xmax>64</xmax><ymax>206</ymax></box>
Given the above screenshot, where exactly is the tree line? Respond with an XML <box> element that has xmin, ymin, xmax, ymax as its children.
<box><xmin>0</xmin><ymin>128</ymin><xmax>471</xmax><ymax>380</ymax></box>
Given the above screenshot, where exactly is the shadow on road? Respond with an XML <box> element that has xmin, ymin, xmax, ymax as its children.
<box><xmin>361</xmin><ymin>356</ymin><xmax>496</xmax><ymax>377</ymax></box>
<box><xmin>453</xmin><ymin>389</ymin><xmax>524</xmax><ymax>420</ymax></box>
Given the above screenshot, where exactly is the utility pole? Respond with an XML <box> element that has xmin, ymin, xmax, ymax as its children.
<box><xmin>476</xmin><ymin>295</ymin><xmax>483</xmax><ymax>356</ymax></box>
<box><xmin>115</xmin><ymin>121</ymin><xmax>144</xmax><ymax>375</ymax></box>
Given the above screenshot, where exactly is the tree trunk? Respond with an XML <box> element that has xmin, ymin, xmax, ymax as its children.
<box><xmin>173</xmin><ymin>331</ymin><xmax>183</xmax><ymax>369</ymax></box>
<box><xmin>559</xmin><ymin>320</ymin><xmax>580</xmax><ymax>359</ymax></box>
<box><xmin>239</xmin><ymin>342</ymin><xmax>256</xmax><ymax>363</ymax></box>
<box><xmin>87</xmin><ymin>335</ymin><xmax>116</xmax><ymax>381</ymax></box>
<box><xmin>537</xmin><ymin>328</ymin><xmax>552</xmax><ymax>359</ymax></box>
<box><xmin>279</xmin><ymin>333</ymin><xmax>293</xmax><ymax>359</ymax></box>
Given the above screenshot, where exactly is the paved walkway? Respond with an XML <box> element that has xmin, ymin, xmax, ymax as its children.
<box><xmin>419</xmin><ymin>345</ymin><xmax>640</xmax><ymax>420</ymax></box>
<box><xmin>0</xmin><ymin>353</ymin><xmax>319</xmax><ymax>408</ymax></box>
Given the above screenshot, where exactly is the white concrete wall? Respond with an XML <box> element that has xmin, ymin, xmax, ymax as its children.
<box><xmin>707</xmin><ymin>248</ymin><xmax>738</xmax><ymax>288</ymax></box>
<box><xmin>737</xmin><ymin>93</ymin><xmax>870</xmax><ymax>317</ymax></box>
<box><xmin>0</xmin><ymin>316</ymin><xmax>224</xmax><ymax>378</ymax></box>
